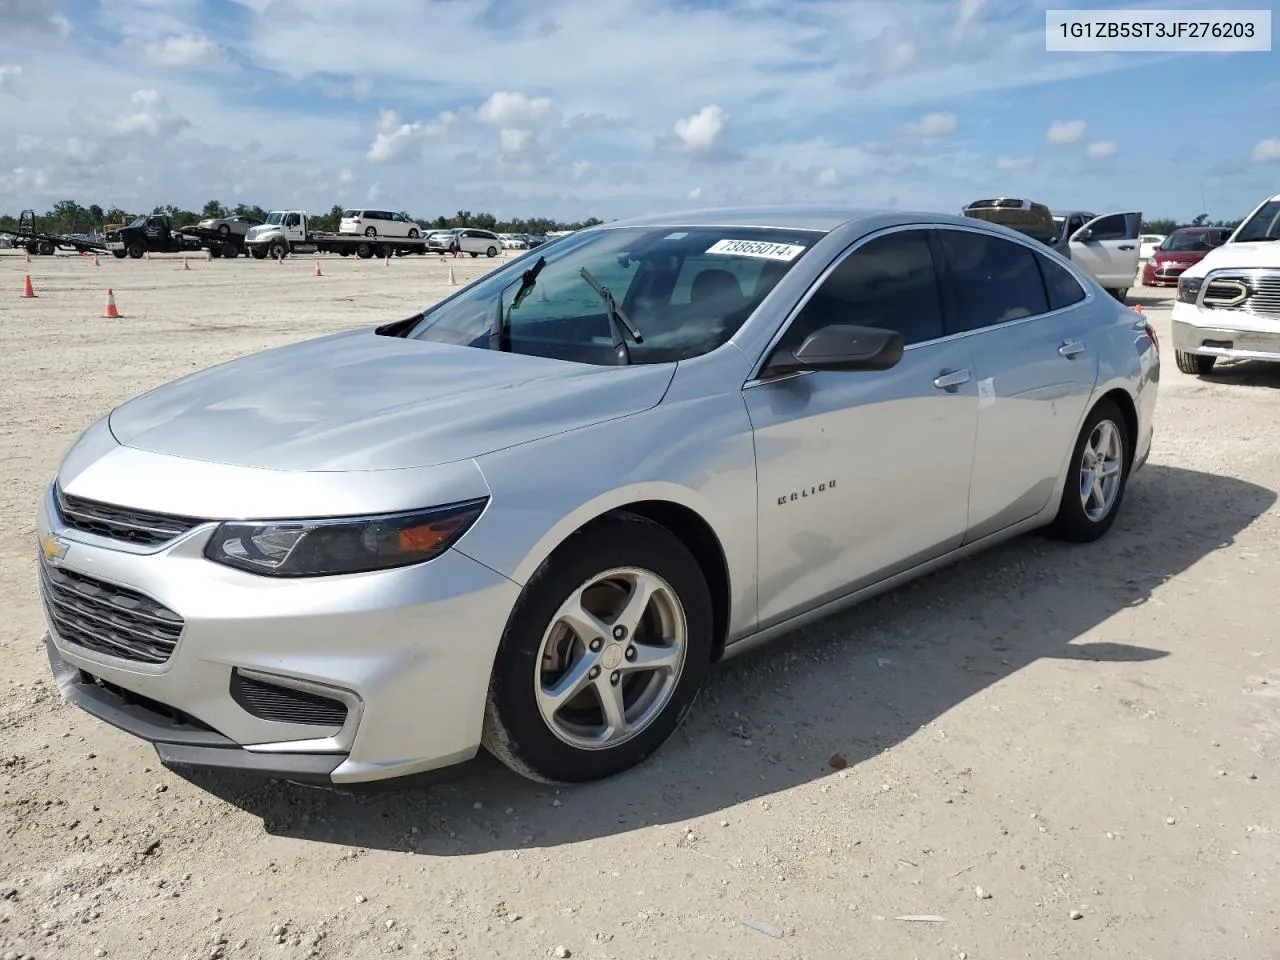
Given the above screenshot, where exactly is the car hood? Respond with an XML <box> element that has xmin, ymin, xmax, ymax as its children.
<box><xmin>1181</xmin><ymin>241</ymin><xmax>1280</xmax><ymax>279</ymax></box>
<box><xmin>245</xmin><ymin>223</ymin><xmax>281</xmax><ymax>240</ymax></box>
<box><xmin>107</xmin><ymin>329</ymin><xmax>676</xmax><ymax>471</ymax></box>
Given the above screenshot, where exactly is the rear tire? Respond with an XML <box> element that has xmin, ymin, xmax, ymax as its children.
<box><xmin>486</xmin><ymin>245</ymin><xmax>498</xmax><ymax>257</ymax></box>
<box><xmin>1109</xmin><ymin>288</ymin><xmax>1128</xmax><ymax>303</ymax></box>
<box><xmin>356</xmin><ymin>243</ymin><xmax>373</xmax><ymax>259</ymax></box>
<box><xmin>39</xmin><ymin>240</ymin><xmax>55</xmax><ymax>256</ymax></box>
<box><xmin>112</xmin><ymin>250</ymin><xmax>127</xmax><ymax>259</ymax></box>
<box><xmin>470</xmin><ymin>251</ymin><xmax>479</xmax><ymax>258</ymax></box>
<box><xmin>482</xmin><ymin>514</ymin><xmax>714</xmax><ymax>784</ymax></box>
<box><xmin>1175</xmin><ymin>350</ymin><xmax>1215</xmax><ymax>375</ymax></box>
<box><xmin>250</xmin><ymin>248</ymin><xmax>267</xmax><ymax>260</ymax></box>
<box><xmin>364</xmin><ymin>227</ymin><xmax>377</xmax><ymax>237</ymax></box>
<box><xmin>1047</xmin><ymin>398</ymin><xmax>1131</xmax><ymax>544</ymax></box>
<box><xmin>408</xmin><ymin>229</ymin><xmax>419</xmax><ymax>239</ymax></box>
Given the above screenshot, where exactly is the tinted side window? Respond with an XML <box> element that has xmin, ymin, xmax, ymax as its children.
<box><xmin>1084</xmin><ymin>214</ymin><xmax>1129</xmax><ymax>241</ymax></box>
<box><xmin>777</xmin><ymin>229</ymin><xmax>944</xmax><ymax>351</ymax></box>
<box><xmin>1036</xmin><ymin>253</ymin><xmax>1086</xmax><ymax>311</ymax></box>
<box><xmin>938</xmin><ymin>230</ymin><xmax>1049</xmax><ymax>331</ymax></box>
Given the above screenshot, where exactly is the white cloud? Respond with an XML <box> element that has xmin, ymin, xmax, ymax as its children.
<box><xmin>365</xmin><ymin>108</ymin><xmax>454</xmax><ymax>164</ymax></box>
<box><xmin>816</xmin><ymin>166</ymin><xmax>839</xmax><ymax>187</ymax></box>
<box><xmin>338</xmin><ymin>167</ymin><xmax>354</xmax><ymax>183</ymax></box>
<box><xmin>995</xmin><ymin>155</ymin><xmax>1035</xmax><ymax>171</ymax></box>
<box><xmin>1085</xmin><ymin>140</ymin><xmax>1118</xmax><ymax>159</ymax></box>
<box><xmin>571</xmin><ymin>161</ymin><xmax>591</xmax><ymax>180</ymax></box>
<box><xmin>0</xmin><ymin>65</ymin><xmax>22</xmax><ymax>95</ymax></box>
<box><xmin>108</xmin><ymin>89</ymin><xmax>190</xmax><ymax>139</ymax></box>
<box><xmin>1250</xmin><ymin>138</ymin><xmax>1280</xmax><ymax>163</ymax></box>
<box><xmin>0</xmin><ymin>0</ymin><xmax>70</xmax><ymax>37</ymax></box>
<box><xmin>1047</xmin><ymin>119</ymin><xmax>1087</xmax><ymax>145</ymax></box>
<box><xmin>477</xmin><ymin>91</ymin><xmax>555</xmax><ymax>129</ymax></box>
<box><xmin>881</xmin><ymin>41</ymin><xmax>916</xmax><ymax>74</ymax></box>
<box><xmin>673</xmin><ymin>105</ymin><xmax>728</xmax><ymax>156</ymax></box>
<box><xmin>145</xmin><ymin>34</ymin><xmax>225</xmax><ymax>69</ymax></box>
<box><xmin>899</xmin><ymin>112</ymin><xmax>957</xmax><ymax>140</ymax></box>
<box><xmin>688</xmin><ymin>187</ymin><xmax>702</xmax><ymax>200</ymax></box>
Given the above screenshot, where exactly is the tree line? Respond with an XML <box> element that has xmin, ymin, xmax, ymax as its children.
<box><xmin>0</xmin><ymin>200</ymin><xmax>1246</xmax><ymax>240</ymax></box>
<box><xmin>0</xmin><ymin>200</ymin><xmax>604</xmax><ymax>238</ymax></box>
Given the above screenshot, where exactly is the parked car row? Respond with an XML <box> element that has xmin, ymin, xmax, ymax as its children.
<box><xmin>1141</xmin><ymin>226</ymin><xmax>1230</xmax><ymax>287</ymax></box>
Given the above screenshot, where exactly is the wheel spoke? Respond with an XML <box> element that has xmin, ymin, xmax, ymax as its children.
<box><xmin>611</xmin><ymin>573</ymin><xmax>658</xmax><ymax>639</ymax></box>
<box><xmin>594</xmin><ymin>676</ymin><xmax>628</xmax><ymax>742</ymax></box>
<box><xmin>620</xmin><ymin>642</ymin><xmax>682</xmax><ymax>675</ymax></box>
<box><xmin>557</xmin><ymin>598</ymin><xmax>609</xmax><ymax>647</ymax></box>
<box><xmin>1093</xmin><ymin>421</ymin><xmax>1114</xmax><ymax>459</ymax></box>
<box><xmin>538</xmin><ymin>654</ymin><xmax>598</xmax><ymax>712</ymax></box>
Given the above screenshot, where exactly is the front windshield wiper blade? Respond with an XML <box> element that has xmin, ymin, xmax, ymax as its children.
<box><xmin>490</xmin><ymin>255</ymin><xmax>546</xmax><ymax>352</ymax></box>
<box><xmin>578</xmin><ymin>266</ymin><xmax>643</xmax><ymax>365</ymax></box>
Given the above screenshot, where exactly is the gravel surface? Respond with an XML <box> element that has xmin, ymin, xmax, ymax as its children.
<box><xmin>1</xmin><ymin>251</ymin><xmax>1277</xmax><ymax>959</ymax></box>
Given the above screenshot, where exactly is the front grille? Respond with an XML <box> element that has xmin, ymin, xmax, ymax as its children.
<box><xmin>39</xmin><ymin>559</ymin><xmax>183</xmax><ymax>664</ymax></box>
<box><xmin>1202</xmin><ymin>270</ymin><xmax>1280</xmax><ymax>318</ymax></box>
<box><xmin>54</xmin><ymin>484</ymin><xmax>205</xmax><ymax>547</ymax></box>
<box><xmin>229</xmin><ymin>671</ymin><xmax>348</xmax><ymax>727</ymax></box>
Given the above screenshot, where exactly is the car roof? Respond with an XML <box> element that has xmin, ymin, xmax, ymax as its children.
<box><xmin>1172</xmin><ymin>226</ymin><xmax>1222</xmax><ymax>234</ymax></box>
<box><xmin>592</xmin><ymin>204</ymin><xmax>997</xmax><ymax>233</ymax></box>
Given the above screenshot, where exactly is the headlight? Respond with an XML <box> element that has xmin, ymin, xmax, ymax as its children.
<box><xmin>1176</xmin><ymin>275</ymin><xmax>1204</xmax><ymax>304</ymax></box>
<box><xmin>203</xmin><ymin>498</ymin><xmax>488</xmax><ymax>577</ymax></box>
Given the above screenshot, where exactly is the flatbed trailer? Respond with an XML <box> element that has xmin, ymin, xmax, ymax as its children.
<box><xmin>243</xmin><ymin>211</ymin><xmax>430</xmax><ymax>260</ymax></box>
<box><xmin>6</xmin><ymin>210</ymin><xmax>109</xmax><ymax>255</ymax></box>
<box><xmin>174</xmin><ymin>226</ymin><xmax>248</xmax><ymax>258</ymax></box>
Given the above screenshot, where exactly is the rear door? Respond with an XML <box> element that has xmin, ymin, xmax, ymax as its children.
<box><xmin>1068</xmin><ymin>212</ymin><xmax>1141</xmax><ymax>289</ymax></box>
<box><xmin>934</xmin><ymin>227</ymin><xmax>1098</xmax><ymax>542</ymax></box>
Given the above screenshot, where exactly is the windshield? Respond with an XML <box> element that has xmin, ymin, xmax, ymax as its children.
<box><xmin>264</xmin><ymin>212</ymin><xmax>284</xmax><ymax>225</ymax></box>
<box><xmin>1160</xmin><ymin>231</ymin><xmax>1213</xmax><ymax>252</ymax></box>
<box><xmin>128</xmin><ymin>217</ymin><xmax>146</xmax><ymax>228</ymax></box>
<box><xmin>408</xmin><ymin>225</ymin><xmax>822</xmax><ymax>365</ymax></box>
<box><xmin>1231</xmin><ymin>200</ymin><xmax>1280</xmax><ymax>242</ymax></box>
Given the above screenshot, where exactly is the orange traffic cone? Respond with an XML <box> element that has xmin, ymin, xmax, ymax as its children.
<box><xmin>313</xmin><ymin>259</ymin><xmax>323</xmax><ymax>277</ymax></box>
<box><xmin>21</xmin><ymin>273</ymin><xmax>36</xmax><ymax>298</ymax></box>
<box><xmin>103</xmin><ymin>289</ymin><xmax>119</xmax><ymax>318</ymax></box>
<box><xmin>183</xmin><ymin>256</ymin><xmax>191</xmax><ymax>271</ymax></box>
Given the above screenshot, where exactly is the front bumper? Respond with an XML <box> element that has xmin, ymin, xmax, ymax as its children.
<box><xmin>38</xmin><ymin>483</ymin><xmax>522</xmax><ymax>785</ymax></box>
<box><xmin>1171</xmin><ymin>303</ymin><xmax>1280</xmax><ymax>363</ymax></box>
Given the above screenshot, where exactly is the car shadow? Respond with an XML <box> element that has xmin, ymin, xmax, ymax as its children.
<box><xmin>1199</xmin><ymin>359</ymin><xmax>1280</xmax><ymax>389</ymax></box>
<box><xmin>175</xmin><ymin>463</ymin><xmax>1275</xmax><ymax>856</ymax></box>
<box><xmin>1128</xmin><ymin>289</ymin><xmax>1173</xmax><ymax>309</ymax></box>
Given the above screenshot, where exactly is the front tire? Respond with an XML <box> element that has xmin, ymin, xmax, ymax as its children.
<box><xmin>1047</xmin><ymin>398</ymin><xmax>1131</xmax><ymax>543</ymax></box>
<box><xmin>486</xmin><ymin>245</ymin><xmax>498</xmax><ymax>257</ymax></box>
<box><xmin>112</xmin><ymin>250</ymin><xmax>127</xmax><ymax>259</ymax></box>
<box><xmin>1175</xmin><ymin>350</ymin><xmax>1215</xmax><ymax>375</ymax></box>
<box><xmin>127</xmin><ymin>242</ymin><xmax>144</xmax><ymax>259</ymax></box>
<box><xmin>364</xmin><ymin>226</ymin><xmax>377</xmax><ymax>237</ymax></box>
<box><xmin>1109</xmin><ymin>288</ymin><xmax>1128</xmax><ymax>303</ymax></box>
<box><xmin>408</xmin><ymin>229</ymin><xmax>419</xmax><ymax>239</ymax></box>
<box><xmin>482</xmin><ymin>515</ymin><xmax>713</xmax><ymax>784</ymax></box>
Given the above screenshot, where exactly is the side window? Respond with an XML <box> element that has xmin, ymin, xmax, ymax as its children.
<box><xmin>1082</xmin><ymin>214</ymin><xmax>1129</xmax><ymax>242</ymax></box>
<box><xmin>1067</xmin><ymin>215</ymin><xmax>1087</xmax><ymax>236</ymax></box>
<box><xmin>1036</xmin><ymin>253</ymin><xmax>1086</xmax><ymax>311</ymax></box>
<box><xmin>776</xmin><ymin>229</ymin><xmax>944</xmax><ymax>352</ymax></box>
<box><xmin>938</xmin><ymin>229</ymin><xmax>1049</xmax><ymax>331</ymax></box>
<box><xmin>284</xmin><ymin>213</ymin><xmax>300</xmax><ymax>227</ymax></box>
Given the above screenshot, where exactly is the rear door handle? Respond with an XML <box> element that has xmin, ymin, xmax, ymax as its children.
<box><xmin>1118</xmin><ymin>244</ymin><xmax>1135</xmax><ymax>250</ymax></box>
<box><xmin>933</xmin><ymin>368</ymin><xmax>971</xmax><ymax>390</ymax></box>
<box><xmin>1059</xmin><ymin>339</ymin><xmax>1086</xmax><ymax>358</ymax></box>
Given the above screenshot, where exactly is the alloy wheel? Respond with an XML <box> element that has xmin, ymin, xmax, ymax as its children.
<box><xmin>534</xmin><ymin>567</ymin><xmax>687</xmax><ymax>751</ymax></box>
<box><xmin>1079</xmin><ymin>418</ymin><xmax>1123</xmax><ymax>522</ymax></box>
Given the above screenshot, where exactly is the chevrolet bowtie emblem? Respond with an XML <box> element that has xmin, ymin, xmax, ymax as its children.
<box><xmin>41</xmin><ymin>536</ymin><xmax>69</xmax><ymax>562</ymax></box>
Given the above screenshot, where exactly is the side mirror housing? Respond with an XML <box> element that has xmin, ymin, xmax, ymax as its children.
<box><xmin>763</xmin><ymin>324</ymin><xmax>904</xmax><ymax>378</ymax></box>
<box><xmin>1073</xmin><ymin>227</ymin><xmax>1094</xmax><ymax>243</ymax></box>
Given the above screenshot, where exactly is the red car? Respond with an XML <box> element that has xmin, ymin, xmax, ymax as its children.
<box><xmin>1142</xmin><ymin>226</ymin><xmax>1230</xmax><ymax>286</ymax></box>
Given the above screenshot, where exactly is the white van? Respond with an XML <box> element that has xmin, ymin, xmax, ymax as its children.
<box><xmin>339</xmin><ymin>209</ymin><xmax>423</xmax><ymax>238</ymax></box>
<box><xmin>455</xmin><ymin>228</ymin><xmax>503</xmax><ymax>257</ymax></box>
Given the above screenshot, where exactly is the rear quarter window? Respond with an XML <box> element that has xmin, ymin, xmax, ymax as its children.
<box><xmin>1036</xmin><ymin>253</ymin><xmax>1087</xmax><ymax>311</ymax></box>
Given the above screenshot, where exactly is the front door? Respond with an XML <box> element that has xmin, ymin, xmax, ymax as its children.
<box><xmin>933</xmin><ymin>228</ymin><xmax>1099</xmax><ymax>542</ymax></box>
<box><xmin>1068</xmin><ymin>211</ymin><xmax>1142</xmax><ymax>290</ymax></box>
<box><xmin>745</xmin><ymin>228</ymin><xmax>979</xmax><ymax>629</ymax></box>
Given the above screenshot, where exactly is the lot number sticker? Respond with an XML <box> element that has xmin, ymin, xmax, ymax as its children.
<box><xmin>706</xmin><ymin>238</ymin><xmax>807</xmax><ymax>261</ymax></box>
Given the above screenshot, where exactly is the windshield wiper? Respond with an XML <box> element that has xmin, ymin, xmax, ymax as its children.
<box><xmin>489</xmin><ymin>255</ymin><xmax>546</xmax><ymax>352</ymax></box>
<box><xmin>578</xmin><ymin>266</ymin><xmax>643</xmax><ymax>365</ymax></box>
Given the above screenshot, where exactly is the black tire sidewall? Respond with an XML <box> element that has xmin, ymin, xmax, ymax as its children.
<box><xmin>487</xmin><ymin>518</ymin><xmax>714</xmax><ymax>783</ymax></box>
<box><xmin>1053</xmin><ymin>399</ymin><xmax>1131</xmax><ymax>541</ymax></box>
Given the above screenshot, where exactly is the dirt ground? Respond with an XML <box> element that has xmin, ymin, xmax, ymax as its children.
<box><xmin>1</xmin><ymin>249</ymin><xmax>1276</xmax><ymax>960</ymax></box>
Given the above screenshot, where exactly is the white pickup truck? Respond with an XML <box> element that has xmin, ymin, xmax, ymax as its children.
<box><xmin>1170</xmin><ymin>193</ymin><xmax>1280</xmax><ymax>375</ymax></box>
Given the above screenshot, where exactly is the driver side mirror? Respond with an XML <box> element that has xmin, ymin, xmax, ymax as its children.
<box><xmin>1072</xmin><ymin>227</ymin><xmax>1093</xmax><ymax>242</ymax></box>
<box><xmin>763</xmin><ymin>323</ymin><xmax>904</xmax><ymax>379</ymax></box>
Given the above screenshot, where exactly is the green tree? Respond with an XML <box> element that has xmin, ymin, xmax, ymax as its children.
<box><xmin>202</xmin><ymin>200</ymin><xmax>226</xmax><ymax>219</ymax></box>
<box><xmin>1191</xmin><ymin>213</ymin><xmax>1209</xmax><ymax>226</ymax></box>
<box><xmin>1141</xmin><ymin>218</ymin><xmax>1178</xmax><ymax>234</ymax></box>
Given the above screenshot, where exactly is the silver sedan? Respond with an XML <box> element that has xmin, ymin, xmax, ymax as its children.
<box><xmin>38</xmin><ymin>206</ymin><xmax>1160</xmax><ymax>787</ymax></box>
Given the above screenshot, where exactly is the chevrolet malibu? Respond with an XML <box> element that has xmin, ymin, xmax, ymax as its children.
<box><xmin>38</xmin><ymin>206</ymin><xmax>1160</xmax><ymax>787</ymax></box>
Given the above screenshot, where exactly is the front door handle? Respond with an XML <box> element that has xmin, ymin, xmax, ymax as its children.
<box><xmin>1118</xmin><ymin>244</ymin><xmax>1135</xmax><ymax>250</ymax></box>
<box><xmin>933</xmin><ymin>368</ymin><xmax>971</xmax><ymax>390</ymax></box>
<box><xmin>1059</xmin><ymin>339</ymin><xmax>1086</xmax><ymax>358</ymax></box>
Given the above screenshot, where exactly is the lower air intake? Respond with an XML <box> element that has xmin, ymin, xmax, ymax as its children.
<box><xmin>229</xmin><ymin>671</ymin><xmax>348</xmax><ymax>727</ymax></box>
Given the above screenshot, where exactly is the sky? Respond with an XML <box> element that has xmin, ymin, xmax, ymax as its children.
<box><xmin>0</xmin><ymin>0</ymin><xmax>1277</xmax><ymax>223</ymax></box>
